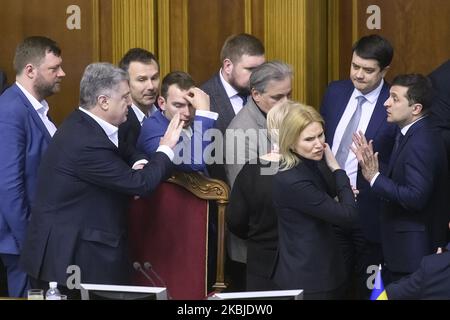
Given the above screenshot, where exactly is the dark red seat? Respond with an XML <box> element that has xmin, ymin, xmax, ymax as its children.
<box><xmin>128</xmin><ymin>171</ymin><xmax>229</xmax><ymax>299</ymax></box>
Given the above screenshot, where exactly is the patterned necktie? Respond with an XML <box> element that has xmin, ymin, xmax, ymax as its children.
<box><xmin>335</xmin><ymin>95</ymin><xmax>367</xmax><ymax>168</ymax></box>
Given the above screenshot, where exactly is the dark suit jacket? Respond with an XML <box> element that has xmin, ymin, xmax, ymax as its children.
<box><xmin>226</xmin><ymin>158</ymin><xmax>279</xmax><ymax>290</ymax></box>
<box><xmin>0</xmin><ymin>70</ymin><xmax>7</xmax><ymax>94</ymax></box>
<box><xmin>386</xmin><ymin>243</ymin><xmax>450</xmax><ymax>299</ymax></box>
<box><xmin>373</xmin><ymin>118</ymin><xmax>449</xmax><ymax>273</ymax></box>
<box><xmin>118</xmin><ymin>106</ymin><xmax>142</xmax><ymax>148</ymax></box>
<box><xmin>201</xmin><ymin>72</ymin><xmax>237</xmax><ymax>182</ymax></box>
<box><xmin>201</xmin><ymin>72</ymin><xmax>236</xmax><ymax>135</ymax></box>
<box><xmin>20</xmin><ymin>109</ymin><xmax>173</xmax><ymax>285</ymax></box>
<box><xmin>273</xmin><ymin>158</ymin><xmax>358</xmax><ymax>293</ymax></box>
<box><xmin>0</xmin><ymin>84</ymin><xmax>52</xmax><ymax>255</ymax></box>
<box><xmin>429</xmin><ymin>60</ymin><xmax>450</xmax><ymax>185</ymax></box>
<box><xmin>320</xmin><ymin>79</ymin><xmax>397</xmax><ymax>242</ymax></box>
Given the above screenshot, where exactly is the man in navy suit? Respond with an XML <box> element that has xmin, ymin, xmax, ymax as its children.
<box><xmin>386</xmin><ymin>222</ymin><xmax>450</xmax><ymax>299</ymax></box>
<box><xmin>353</xmin><ymin>74</ymin><xmax>449</xmax><ymax>285</ymax></box>
<box><xmin>118</xmin><ymin>48</ymin><xmax>161</xmax><ymax>148</ymax></box>
<box><xmin>0</xmin><ymin>36</ymin><xmax>65</xmax><ymax>297</ymax></box>
<box><xmin>20</xmin><ymin>63</ymin><xmax>182</xmax><ymax>293</ymax></box>
<box><xmin>320</xmin><ymin>34</ymin><xmax>396</xmax><ymax>299</ymax></box>
<box><xmin>137</xmin><ymin>71</ymin><xmax>217</xmax><ymax>173</ymax></box>
<box><xmin>201</xmin><ymin>33</ymin><xmax>265</xmax><ymax>182</ymax></box>
<box><xmin>428</xmin><ymin>60</ymin><xmax>450</xmax><ymax>242</ymax></box>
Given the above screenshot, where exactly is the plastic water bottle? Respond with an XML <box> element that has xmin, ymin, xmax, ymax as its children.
<box><xmin>45</xmin><ymin>282</ymin><xmax>61</xmax><ymax>300</ymax></box>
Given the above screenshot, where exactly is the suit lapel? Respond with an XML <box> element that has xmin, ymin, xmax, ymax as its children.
<box><xmin>327</xmin><ymin>83</ymin><xmax>354</xmax><ymax>146</ymax></box>
<box><xmin>365</xmin><ymin>82</ymin><xmax>390</xmax><ymax>140</ymax></box>
<box><xmin>386</xmin><ymin>119</ymin><xmax>425</xmax><ymax>176</ymax></box>
<box><xmin>212</xmin><ymin>74</ymin><xmax>235</xmax><ymax>123</ymax></box>
<box><xmin>248</xmin><ymin>99</ymin><xmax>271</xmax><ymax>149</ymax></box>
<box><xmin>77</xmin><ymin>109</ymin><xmax>119</xmax><ymax>150</ymax></box>
<box><xmin>13</xmin><ymin>85</ymin><xmax>52</xmax><ymax>142</ymax></box>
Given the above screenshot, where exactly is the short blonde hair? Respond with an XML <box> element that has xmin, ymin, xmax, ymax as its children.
<box><xmin>266</xmin><ymin>100</ymin><xmax>298</xmax><ymax>146</ymax></box>
<box><xmin>279</xmin><ymin>105</ymin><xmax>324</xmax><ymax>171</ymax></box>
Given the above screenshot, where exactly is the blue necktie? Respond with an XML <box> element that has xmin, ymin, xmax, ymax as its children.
<box><xmin>335</xmin><ymin>96</ymin><xmax>367</xmax><ymax>168</ymax></box>
<box><xmin>237</xmin><ymin>92</ymin><xmax>248</xmax><ymax>106</ymax></box>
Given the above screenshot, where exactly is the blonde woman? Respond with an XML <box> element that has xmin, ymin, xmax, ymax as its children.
<box><xmin>273</xmin><ymin>105</ymin><xmax>357</xmax><ymax>299</ymax></box>
<box><xmin>226</xmin><ymin>100</ymin><xmax>296</xmax><ymax>291</ymax></box>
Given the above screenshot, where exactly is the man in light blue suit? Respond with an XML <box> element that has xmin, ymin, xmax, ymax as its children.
<box><xmin>0</xmin><ymin>36</ymin><xmax>65</xmax><ymax>297</ymax></box>
<box><xmin>137</xmin><ymin>71</ymin><xmax>217</xmax><ymax>173</ymax></box>
<box><xmin>320</xmin><ymin>35</ymin><xmax>397</xmax><ymax>299</ymax></box>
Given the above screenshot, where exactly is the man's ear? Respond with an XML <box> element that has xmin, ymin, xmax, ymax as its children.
<box><xmin>158</xmin><ymin>95</ymin><xmax>166</xmax><ymax>111</ymax></box>
<box><xmin>412</xmin><ymin>103</ymin><xmax>423</xmax><ymax>116</ymax></box>
<box><xmin>251</xmin><ymin>88</ymin><xmax>260</xmax><ymax>103</ymax></box>
<box><xmin>24</xmin><ymin>64</ymin><xmax>35</xmax><ymax>79</ymax></box>
<box><xmin>98</xmin><ymin>95</ymin><xmax>109</xmax><ymax>111</ymax></box>
<box><xmin>222</xmin><ymin>58</ymin><xmax>233</xmax><ymax>76</ymax></box>
<box><xmin>380</xmin><ymin>65</ymin><xmax>390</xmax><ymax>78</ymax></box>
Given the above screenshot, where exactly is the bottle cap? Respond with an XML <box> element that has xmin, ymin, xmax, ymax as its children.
<box><xmin>49</xmin><ymin>281</ymin><xmax>57</xmax><ymax>288</ymax></box>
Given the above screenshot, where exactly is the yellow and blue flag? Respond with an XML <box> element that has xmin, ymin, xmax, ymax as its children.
<box><xmin>370</xmin><ymin>266</ymin><xmax>388</xmax><ymax>300</ymax></box>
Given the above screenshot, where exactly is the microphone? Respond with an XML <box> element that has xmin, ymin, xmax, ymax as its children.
<box><xmin>144</xmin><ymin>262</ymin><xmax>172</xmax><ymax>299</ymax></box>
<box><xmin>143</xmin><ymin>262</ymin><xmax>166</xmax><ymax>287</ymax></box>
<box><xmin>133</xmin><ymin>261</ymin><xmax>156</xmax><ymax>286</ymax></box>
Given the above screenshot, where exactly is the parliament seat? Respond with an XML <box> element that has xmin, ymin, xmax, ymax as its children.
<box><xmin>128</xmin><ymin>171</ymin><xmax>229</xmax><ymax>299</ymax></box>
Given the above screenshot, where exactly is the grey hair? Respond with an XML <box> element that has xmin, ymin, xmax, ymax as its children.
<box><xmin>79</xmin><ymin>62</ymin><xmax>129</xmax><ymax>110</ymax></box>
<box><xmin>250</xmin><ymin>60</ymin><xmax>293</xmax><ymax>93</ymax></box>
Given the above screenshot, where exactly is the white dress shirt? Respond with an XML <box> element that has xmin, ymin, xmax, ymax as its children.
<box><xmin>79</xmin><ymin>107</ymin><xmax>174</xmax><ymax>165</ymax></box>
<box><xmin>131</xmin><ymin>103</ymin><xmax>158</xmax><ymax>126</ymax></box>
<box><xmin>219</xmin><ymin>68</ymin><xmax>247</xmax><ymax>115</ymax></box>
<box><xmin>332</xmin><ymin>79</ymin><xmax>384</xmax><ymax>187</ymax></box>
<box><xmin>16</xmin><ymin>82</ymin><xmax>57</xmax><ymax>136</ymax></box>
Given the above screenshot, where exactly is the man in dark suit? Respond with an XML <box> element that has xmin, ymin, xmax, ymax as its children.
<box><xmin>118</xmin><ymin>48</ymin><xmax>161</xmax><ymax>147</ymax></box>
<box><xmin>201</xmin><ymin>33</ymin><xmax>265</xmax><ymax>181</ymax></box>
<box><xmin>137</xmin><ymin>71</ymin><xmax>217</xmax><ymax>173</ymax></box>
<box><xmin>429</xmin><ymin>60</ymin><xmax>450</xmax><ymax>143</ymax></box>
<box><xmin>20</xmin><ymin>63</ymin><xmax>182</xmax><ymax>293</ymax></box>
<box><xmin>0</xmin><ymin>69</ymin><xmax>7</xmax><ymax>93</ymax></box>
<box><xmin>320</xmin><ymin>34</ymin><xmax>397</xmax><ymax>299</ymax></box>
<box><xmin>201</xmin><ymin>33</ymin><xmax>265</xmax><ymax>135</ymax></box>
<box><xmin>353</xmin><ymin>74</ymin><xmax>449</xmax><ymax>285</ymax></box>
<box><xmin>386</xmin><ymin>222</ymin><xmax>450</xmax><ymax>300</ymax></box>
<box><xmin>428</xmin><ymin>60</ymin><xmax>450</xmax><ymax>242</ymax></box>
<box><xmin>0</xmin><ymin>36</ymin><xmax>65</xmax><ymax>297</ymax></box>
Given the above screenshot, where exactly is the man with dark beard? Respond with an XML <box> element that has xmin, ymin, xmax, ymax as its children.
<box><xmin>201</xmin><ymin>34</ymin><xmax>265</xmax><ymax>183</ymax></box>
<box><xmin>0</xmin><ymin>36</ymin><xmax>65</xmax><ymax>297</ymax></box>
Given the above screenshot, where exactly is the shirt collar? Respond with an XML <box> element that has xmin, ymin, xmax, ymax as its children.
<box><xmin>219</xmin><ymin>68</ymin><xmax>239</xmax><ymax>99</ymax></box>
<box><xmin>401</xmin><ymin>115</ymin><xmax>427</xmax><ymax>135</ymax></box>
<box><xmin>16</xmin><ymin>81</ymin><xmax>50</xmax><ymax>115</ymax></box>
<box><xmin>78</xmin><ymin>107</ymin><xmax>119</xmax><ymax>147</ymax></box>
<box><xmin>131</xmin><ymin>103</ymin><xmax>147</xmax><ymax>125</ymax></box>
<box><xmin>354</xmin><ymin>78</ymin><xmax>384</xmax><ymax>105</ymax></box>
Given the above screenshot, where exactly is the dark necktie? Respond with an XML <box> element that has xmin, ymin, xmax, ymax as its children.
<box><xmin>237</xmin><ymin>92</ymin><xmax>248</xmax><ymax>106</ymax></box>
<box><xmin>393</xmin><ymin>131</ymin><xmax>404</xmax><ymax>153</ymax></box>
<box><xmin>335</xmin><ymin>96</ymin><xmax>367</xmax><ymax>168</ymax></box>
